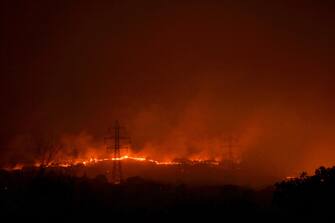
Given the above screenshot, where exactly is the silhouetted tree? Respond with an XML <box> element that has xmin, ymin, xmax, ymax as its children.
<box><xmin>273</xmin><ymin>166</ymin><xmax>335</xmax><ymax>219</ymax></box>
<box><xmin>29</xmin><ymin>134</ymin><xmax>63</xmax><ymax>170</ymax></box>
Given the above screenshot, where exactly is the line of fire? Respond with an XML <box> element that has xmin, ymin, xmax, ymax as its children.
<box><xmin>2</xmin><ymin>120</ymin><xmax>251</xmax><ymax>185</ymax></box>
<box><xmin>3</xmin><ymin>119</ymin><xmax>335</xmax><ymax>221</ymax></box>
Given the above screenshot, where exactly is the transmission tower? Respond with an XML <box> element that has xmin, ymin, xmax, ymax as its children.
<box><xmin>104</xmin><ymin>120</ymin><xmax>131</xmax><ymax>184</ymax></box>
<box><xmin>222</xmin><ymin>134</ymin><xmax>240</xmax><ymax>169</ymax></box>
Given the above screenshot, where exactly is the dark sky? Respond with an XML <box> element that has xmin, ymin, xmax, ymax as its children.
<box><xmin>1</xmin><ymin>0</ymin><xmax>335</xmax><ymax>176</ymax></box>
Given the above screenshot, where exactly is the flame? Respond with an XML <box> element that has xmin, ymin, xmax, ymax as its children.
<box><xmin>56</xmin><ymin>154</ymin><xmax>219</xmax><ymax>167</ymax></box>
<box><xmin>285</xmin><ymin>176</ymin><xmax>297</xmax><ymax>180</ymax></box>
<box><xmin>2</xmin><ymin>153</ymin><xmax>223</xmax><ymax>171</ymax></box>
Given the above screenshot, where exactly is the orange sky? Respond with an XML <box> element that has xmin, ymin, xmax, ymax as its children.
<box><xmin>1</xmin><ymin>0</ymin><xmax>335</xmax><ymax>179</ymax></box>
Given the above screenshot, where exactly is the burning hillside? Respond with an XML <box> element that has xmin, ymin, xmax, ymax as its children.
<box><xmin>4</xmin><ymin>154</ymin><xmax>221</xmax><ymax>171</ymax></box>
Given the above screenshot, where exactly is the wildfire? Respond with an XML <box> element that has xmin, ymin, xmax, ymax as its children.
<box><xmin>3</xmin><ymin>154</ymin><xmax>222</xmax><ymax>171</ymax></box>
<box><xmin>62</xmin><ymin>155</ymin><xmax>216</xmax><ymax>167</ymax></box>
<box><xmin>285</xmin><ymin>176</ymin><xmax>297</xmax><ymax>180</ymax></box>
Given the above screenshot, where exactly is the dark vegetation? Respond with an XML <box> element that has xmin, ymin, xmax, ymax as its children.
<box><xmin>274</xmin><ymin>166</ymin><xmax>335</xmax><ymax>220</ymax></box>
<box><xmin>1</xmin><ymin>166</ymin><xmax>335</xmax><ymax>222</ymax></box>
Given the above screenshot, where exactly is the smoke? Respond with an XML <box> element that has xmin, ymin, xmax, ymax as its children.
<box><xmin>2</xmin><ymin>67</ymin><xmax>335</xmax><ymax>181</ymax></box>
<box><xmin>1</xmin><ymin>0</ymin><xmax>335</xmax><ymax>182</ymax></box>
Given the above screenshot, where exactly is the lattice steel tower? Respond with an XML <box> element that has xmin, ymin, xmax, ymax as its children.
<box><xmin>105</xmin><ymin>120</ymin><xmax>131</xmax><ymax>184</ymax></box>
<box><xmin>223</xmin><ymin>134</ymin><xmax>240</xmax><ymax>169</ymax></box>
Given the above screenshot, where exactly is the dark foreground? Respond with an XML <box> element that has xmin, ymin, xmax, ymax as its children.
<box><xmin>1</xmin><ymin>166</ymin><xmax>335</xmax><ymax>222</ymax></box>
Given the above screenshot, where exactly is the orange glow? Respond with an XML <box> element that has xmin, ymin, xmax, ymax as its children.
<box><xmin>3</xmin><ymin>152</ymin><xmax>223</xmax><ymax>171</ymax></box>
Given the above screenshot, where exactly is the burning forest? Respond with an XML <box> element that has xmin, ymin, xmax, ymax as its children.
<box><xmin>1</xmin><ymin>0</ymin><xmax>335</xmax><ymax>221</ymax></box>
<box><xmin>2</xmin><ymin>121</ymin><xmax>247</xmax><ymax>186</ymax></box>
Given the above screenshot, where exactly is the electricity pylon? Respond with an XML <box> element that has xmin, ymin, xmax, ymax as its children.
<box><xmin>104</xmin><ymin>120</ymin><xmax>131</xmax><ymax>184</ymax></box>
<box><xmin>222</xmin><ymin>134</ymin><xmax>240</xmax><ymax>169</ymax></box>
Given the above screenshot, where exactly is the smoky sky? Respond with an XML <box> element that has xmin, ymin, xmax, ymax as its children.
<box><xmin>1</xmin><ymin>0</ymin><xmax>335</xmax><ymax>176</ymax></box>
